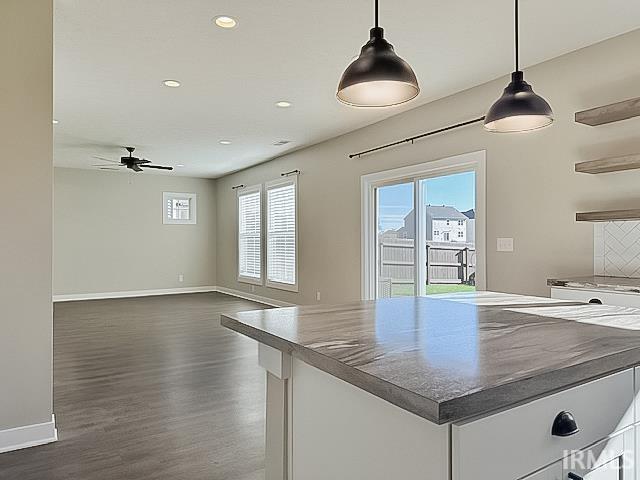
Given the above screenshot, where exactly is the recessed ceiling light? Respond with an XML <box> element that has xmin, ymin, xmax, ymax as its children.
<box><xmin>214</xmin><ymin>16</ymin><xmax>238</xmax><ymax>29</ymax></box>
<box><xmin>219</xmin><ymin>140</ymin><xmax>232</xmax><ymax>145</ymax></box>
<box><xmin>176</xmin><ymin>164</ymin><xmax>185</xmax><ymax>168</ymax></box>
<box><xmin>163</xmin><ymin>80</ymin><xmax>181</xmax><ymax>88</ymax></box>
<box><xmin>276</xmin><ymin>101</ymin><xmax>292</xmax><ymax>108</ymax></box>
<box><xmin>52</xmin><ymin>119</ymin><xmax>59</xmax><ymax>124</ymax></box>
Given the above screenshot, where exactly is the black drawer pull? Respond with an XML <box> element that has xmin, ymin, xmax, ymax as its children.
<box><xmin>588</xmin><ymin>298</ymin><xmax>603</xmax><ymax>304</ymax></box>
<box><xmin>551</xmin><ymin>411</ymin><xmax>580</xmax><ymax>437</ymax></box>
<box><xmin>568</xmin><ymin>473</ymin><xmax>583</xmax><ymax>480</ymax></box>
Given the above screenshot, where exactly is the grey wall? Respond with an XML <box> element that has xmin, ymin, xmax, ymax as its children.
<box><xmin>215</xmin><ymin>29</ymin><xmax>640</xmax><ymax>305</ymax></box>
<box><xmin>0</xmin><ymin>0</ymin><xmax>53</xmax><ymax>430</ymax></box>
<box><xmin>53</xmin><ymin>168</ymin><xmax>217</xmax><ymax>295</ymax></box>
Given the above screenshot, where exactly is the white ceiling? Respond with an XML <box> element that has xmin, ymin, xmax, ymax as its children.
<box><xmin>54</xmin><ymin>0</ymin><xmax>640</xmax><ymax>178</ymax></box>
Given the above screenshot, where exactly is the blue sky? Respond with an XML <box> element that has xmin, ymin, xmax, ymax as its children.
<box><xmin>378</xmin><ymin>171</ymin><xmax>475</xmax><ymax>232</ymax></box>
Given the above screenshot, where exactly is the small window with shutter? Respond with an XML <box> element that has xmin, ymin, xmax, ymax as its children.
<box><xmin>237</xmin><ymin>185</ymin><xmax>262</xmax><ymax>284</ymax></box>
<box><xmin>266</xmin><ymin>177</ymin><xmax>297</xmax><ymax>291</ymax></box>
<box><xmin>163</xmin><ymin>192</ymin><xmax>197</xmax><ymax>224</ymax></box>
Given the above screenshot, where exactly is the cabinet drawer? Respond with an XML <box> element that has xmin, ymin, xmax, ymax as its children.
<box><xmin>563</xmin><ymin>429</ymin><xmax>633</xmax><ymax>480</ymax></box>
<box><xmin>551</xmin><ymin>287</ymin><xmax>640</xmax><ymax>308</ymax></box>
<box><xmin>524</xmin><ymin>462</ymin><xmax>562</xmax><ymax>480</ymax></box>
<box><xmin>452</xmin><ymin>369</ymin><xmax>634</xmax><ymax>480</ymax></box>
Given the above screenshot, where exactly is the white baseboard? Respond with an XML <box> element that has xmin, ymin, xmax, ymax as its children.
<box><xmin>52</xmin><ymin>285</ymin><xmax>294</xmax><ymax>308</ymax></box>
<box><xmin>53</xmin><ymin>286</ymin><xmax>218</xmax><ymax>302</ymax></box>
<box><xmin>214</xmin><ymin>286</ymin><xmax>295</xmax><ymax>308</ymax></box>
<box><xmin>0</xmin><ymin>415</ymin><xmax>57</xmax><ymax>454</ymax></box>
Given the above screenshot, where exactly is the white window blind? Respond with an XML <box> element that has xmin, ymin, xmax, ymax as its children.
<box><xmin>266</xmin><ymin>179</ymin><xmax>296</xmax><ymax>288</ymax></box>
<box><xmin>169</xmin><ymin>198</ymin><xmax>190</xmax><ymax>220</ymax></box>
<box><xmin>238</xmin><ymin>188</ymin><xmax>262</xmax><ymax>282</ymax></box>
<box><xmin>163</xmin><ymin>192</ymin><xmax>197</xmax><ymax>224</ymax></box>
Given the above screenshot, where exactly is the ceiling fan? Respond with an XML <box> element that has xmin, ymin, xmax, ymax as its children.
<box><xmin>92</xmin><ymin>147</ymin><xmax>173</xmax><ymax>172</ymax></box>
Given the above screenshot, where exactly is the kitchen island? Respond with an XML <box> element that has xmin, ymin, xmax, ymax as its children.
<box><xmin>221</xmin><ymin>292</ymin><xmax>640</xmax><ymax>480</ymax></box>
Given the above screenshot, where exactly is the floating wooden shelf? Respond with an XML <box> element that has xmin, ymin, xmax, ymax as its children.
<box><xmin>575</xmin><ymin>153</ymin><xmax>640</xmax><ymax>174</ymax></box>
<box><xmin>576</xmin><ymin>209</ymin><xmax>640</xmax><ymax>222</ymax></box>
<box><xmin>575</xmin><ymin>97</ymin><xmax>640</xmax><ymax>126</ymax></box>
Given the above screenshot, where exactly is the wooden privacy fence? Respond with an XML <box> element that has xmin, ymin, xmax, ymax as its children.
<box><xmin>378</xmin><ymin>239</ymin><xmax>476</xmax><ymax>288</ymax></box>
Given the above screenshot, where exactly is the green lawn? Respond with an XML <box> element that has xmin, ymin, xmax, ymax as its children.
<box><xmin>390</xmin><ymin>283</ymin><xmax>475</xmax><ymax>297</ymax></box>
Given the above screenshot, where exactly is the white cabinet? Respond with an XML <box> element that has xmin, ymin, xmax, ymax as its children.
<box><xmin>551</xmin><ymin>287</ymin><xmax>640</xmax><ymax>308</ymax></box>
<box><xmin>636</xmin><ymin>425</ymin><xmax>640</xmax><ymax>480</ymax></box>
<box><xmin>452</xmin><ymin>369</ymin><xmax>634</xmax><ymax>480</ymax></box>
<box><xmin>563</xmin><ymin>429</ymin><xmax>634</xmax><ymax>480</ymax></box>
<box><xmin>523</xmin><ymin>462</ymin><xmax>562</xmax><ymax>480</ymax></box>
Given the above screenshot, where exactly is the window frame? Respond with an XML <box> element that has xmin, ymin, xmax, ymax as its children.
<box><xmin>163</xmin><ymin>192</ymin><xmax>197</xmax><ymax>225</ymax></box>
<box><xmin>237</xmin><ymin>184</ymin><xmax>263</xmax><ymax>286</ymax></box>
<box><xmin>265</xmin><ymin>176</ymin><xmax>299</xmax><ymax>292</ymax></box>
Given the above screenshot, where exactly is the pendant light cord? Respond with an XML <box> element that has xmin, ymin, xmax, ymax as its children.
<box><xmin>375</xmin><ymin>0</ymin><xmax>379</xmax><ymax>28</ymax></box>
<box><xmin>515</xmin><ymin>0</ymin><xmax>519</xmax><ymax>71</ymax></box>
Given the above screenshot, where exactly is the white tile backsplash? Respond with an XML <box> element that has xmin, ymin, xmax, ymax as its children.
<box><xmin>594</xmin><ymin>223</ymin><xmax>605</xmax><ymax>275</ymax></box>
<box><xmin>594</xmin><ymin>221</ymin><xmax>640</xmax><ymax>278</ymax></box>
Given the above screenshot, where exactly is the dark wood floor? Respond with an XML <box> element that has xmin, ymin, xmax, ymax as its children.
<box><xmin>0</xmin><ymin>292</ymin><xmax>270</xmax><ymax>480</ymax></box>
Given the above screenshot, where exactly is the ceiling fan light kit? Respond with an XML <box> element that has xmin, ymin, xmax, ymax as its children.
<box><xmin>93</xmin><ymin>147</ymin><xmax>173</xmax><ymax>173</ymax></box>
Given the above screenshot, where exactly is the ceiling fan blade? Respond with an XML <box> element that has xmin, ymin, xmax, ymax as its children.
<box><xmin>98</xmin><ymin>167</ymin><xmax>120</xmax><ymax>171</ymax></box>
<box><xmin>138</xmin><ymin>158</ymin><xmax>151</xmax><ymax>164</ymax></box>
<box><xmin>140</xmin><ymin>165</ymin><xmax>173</xmax><ymax>171</ymax></box>
<box><xmin>92</xmin><ymin>156</ymin><xmax>120</xmax><ymax>164</ymax></box>
<box><xmin>92</xmin><ymin>163</ymin><xmax>124</xmax><ymax>167</ymax></box>
<box><xmin>130</xmin><ymin>164</ymin><xmax>143</xmax><ymax>172</ymax></box>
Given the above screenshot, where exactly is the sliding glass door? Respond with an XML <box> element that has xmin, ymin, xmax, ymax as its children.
<box><xmin>418</xmin><ymin>172</ymin><xmax>476</xmax><ymax>296</ymax></box>
<box><xmin>364</xmin><ymin>151</ymin><xmax>485</xmax><ymax>300</ymax></box>
<box><xmin>376</xmin><ymin>181</ymin><xmax>416</xmax><ymax>297</ymax></box>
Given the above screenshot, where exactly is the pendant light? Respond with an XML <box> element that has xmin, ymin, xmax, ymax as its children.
<box><xmin>484</xmin><ymin>0</ymin><xmax>553</xmax><ymax>132</ymax></box>
<box><xmin>337</xmin><ymin>0</ymin><xmax>419</xmax><ymax>107</ymax></box>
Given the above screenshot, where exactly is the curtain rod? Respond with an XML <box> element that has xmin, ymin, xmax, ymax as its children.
<box><xmin>348</xmin><ymin>116</ymin><xmax>485</xmax><ymax>158</ymax></box>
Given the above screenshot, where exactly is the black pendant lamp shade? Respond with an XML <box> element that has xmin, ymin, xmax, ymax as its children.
<box><xmin>337</xmin><ymin>2</ymin><xmax>419</xmax><ymax>107</ymax></box>
<box><xmin>484</xmin><ymin>0</ymin><xmax>553</xmax><ymax>132</ymax></box>
<box><xmin>484</xmin><ymin>71</ymin><xmax>553</xmax><ymax>132</ymax></box>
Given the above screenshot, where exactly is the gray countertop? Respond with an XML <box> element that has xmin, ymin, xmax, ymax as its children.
<box><xmin>220</xmin><ymin>292</ymin><xmax>640</xmax><ymax>424</ymax></box>
<box><xmin>548</xmin><ymin>275</ymin><xmax>640</xmax><ymax>294</ymax></box>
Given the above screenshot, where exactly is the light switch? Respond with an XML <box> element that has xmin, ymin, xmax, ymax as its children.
<box><xmin>497</xmin><ymin>237</ymin><xmax>514</xmax><ymax>252</ymax></box>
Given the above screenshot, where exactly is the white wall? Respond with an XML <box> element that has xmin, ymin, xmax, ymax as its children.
<box><xmin>53</xmin><ymin>168</ymin><xmax>217</xmax><ymax>296</ymax></box>
<box><xmin>215</xmin><ymin>29</ymin><xmax>640</xmax><ymax>305</ymax></box>
<box><xmin>0</xmin><ymin>0</ymin><xmax>53</xmax><ymax>430</ymax></box>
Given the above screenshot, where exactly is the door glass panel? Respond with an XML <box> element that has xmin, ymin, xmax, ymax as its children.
<box><xmin>376</xmin><ymin>182</ymin><xmax>415</xmax><ymax>298</ymax></box>
<box><xmin>419</xmin><ymin>171</ymin><xmax>476</xmax><ymax>296</ymax></box>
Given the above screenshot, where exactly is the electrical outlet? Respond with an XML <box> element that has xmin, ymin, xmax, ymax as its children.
<box><xmin>316</xmin><ymin>291</ymin><xmax>321</xmax><ymax>301</ymax></box>
<box><xmin>178</xmin><ymin>274</ymin><xmax>184</xmax><ymax>282</ymax></box>
<box><xmin>497</xmin><ymin>238</ymin><xmax>514</xmax><ymax>252</ymax></box>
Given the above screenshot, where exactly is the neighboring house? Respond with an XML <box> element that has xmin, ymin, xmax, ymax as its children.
<box><xmin>400</xmin><ymin>205</ymin><xmax>468</xmax><ymax>243</ymax></box>
<box><xmin>427</xmin><ymin>205</ymin><xmax>467</xmax><ymax>242</ymax></box>
<box><xmin>463</xmin><ymin>209</ymin><xmax>475</xmax><ymax>244</ymax></box>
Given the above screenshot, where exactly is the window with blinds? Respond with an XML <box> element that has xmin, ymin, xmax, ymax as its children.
<box><xmin>163</xmin><ymin>192</ymin><xmax>197</xmax><ymax>224</ymax></box>
<box><xmin>266</xmin><ymin>178</ymin><xmax>297</xmax><ymax>290</ymax></box>
<box><xmin>237</xmin><ymin>186</ymin><xmax>262</xmax><ymax>283</ymax></box>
